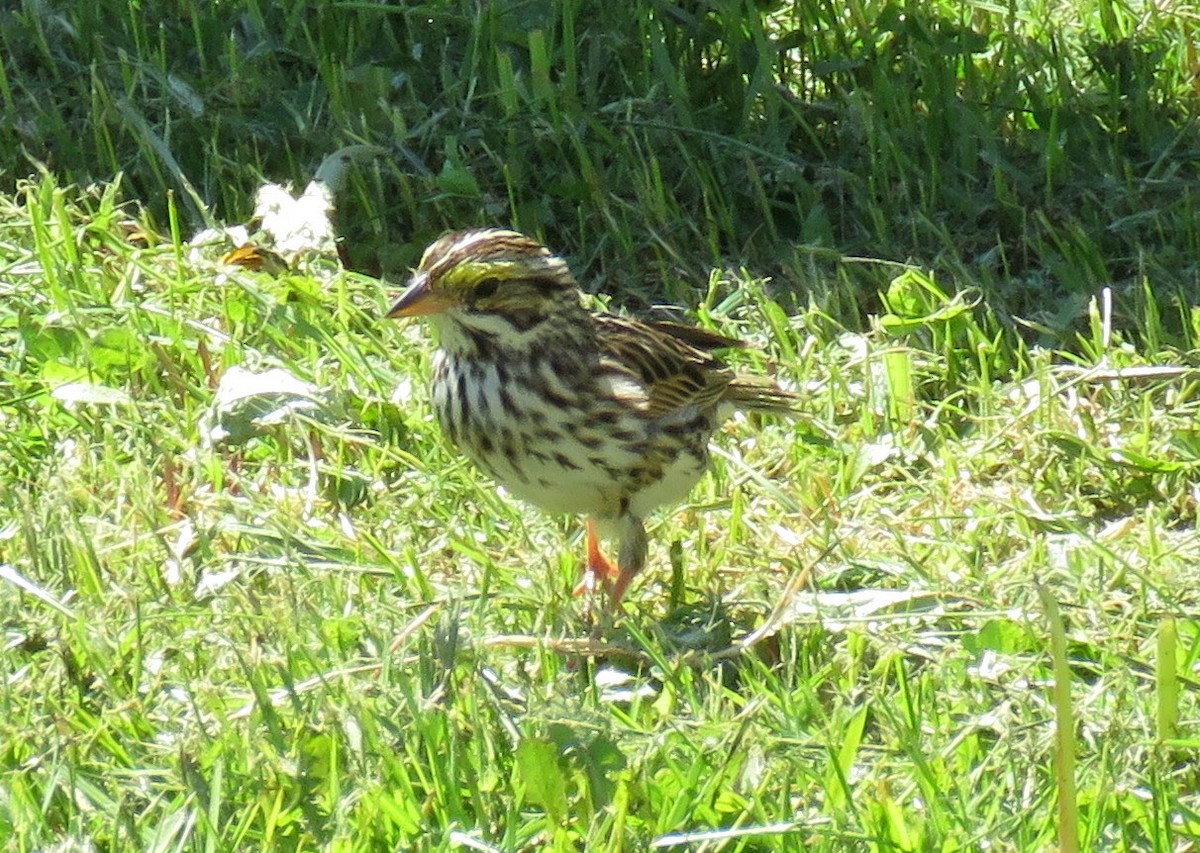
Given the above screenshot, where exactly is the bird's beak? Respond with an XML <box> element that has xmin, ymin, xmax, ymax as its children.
<box><xmin>385</xmin><ymin>273</ymin><xmax>456</xmax><ymax>318</ymax></box>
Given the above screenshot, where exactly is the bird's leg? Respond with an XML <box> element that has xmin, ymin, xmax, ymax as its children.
<box><xmin>573</xmin><ymin>518</ymin><xmax>619</xmax><ymax>596</ymax></box>
<box><xmin>573</xmin><ymin>516</ymin><xmax>648</xmax><ymax>611</ymax></box>
<box><xmin>607</xmin><ymin>517</ymin><xmax>647</xmax><ymax>607</ymax></box>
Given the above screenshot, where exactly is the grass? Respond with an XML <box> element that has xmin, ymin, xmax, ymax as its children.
<box><xmin>3</xmin><ymin>173</ymin><xmax>1200</xmax><ymax>850</ymax></box>
<box><xmin>2</xmin><ymin>0</ymin><xmax>1200</xmax><ymax>850</ymax></box>
<box><xmin>2</xmin><ymin>0</ymin><xmax>1199</xmax><ymax>328</ymax></box>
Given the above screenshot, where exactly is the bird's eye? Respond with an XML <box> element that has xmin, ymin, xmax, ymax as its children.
<box><xmin>475</xmin><ymin>277</ymin><xmax>500</xmax><ymax>299</ymax></box>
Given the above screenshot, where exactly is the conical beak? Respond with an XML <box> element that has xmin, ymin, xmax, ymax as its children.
<box><xmin>385</xmin><ymin>273</ymin><xmax>457</xmax><ymax>318</ymax></box>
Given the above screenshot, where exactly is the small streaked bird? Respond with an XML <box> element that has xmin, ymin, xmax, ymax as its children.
<box><xmin>386</xmin><ymin>228</ymin><xmax>797</xmax><ymax>608</ymax></box>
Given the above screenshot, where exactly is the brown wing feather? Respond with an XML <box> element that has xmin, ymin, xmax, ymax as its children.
<box><xmin>640</xmin><ymin>320</ymin><xmax>746</xmax><ymax>352</ymax></box>
<box><xmin>592</xmin><ymin>314</ymin><xmax>737</xmax><ymax>419</ymax></box>
<box><xmin>645</xmin><ymin>321</ymin><xmax>799</xmax><ymax>415</ymax></box>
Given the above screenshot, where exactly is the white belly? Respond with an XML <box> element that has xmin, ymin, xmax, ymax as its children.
<box><xmin>432</xmin><ymin>355</ymin><xmax>712</xmax><ymax>520</ymax></box>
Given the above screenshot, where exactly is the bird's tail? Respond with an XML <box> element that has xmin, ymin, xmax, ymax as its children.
<box><xmin>727</xmin><ymin>376</ymin><xmax>801</xmax><ymax>415</ymax></box>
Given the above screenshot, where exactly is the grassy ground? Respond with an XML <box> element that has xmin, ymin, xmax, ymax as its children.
<box><xmin>3</xmin><ymin>0</ymin><xmax>1200</xmax><ymax>851</ymax></box>
<box><xmin>3</xmin><ymin>0</ymin><xmax>1199</xmax><ymax>325</ymax></box>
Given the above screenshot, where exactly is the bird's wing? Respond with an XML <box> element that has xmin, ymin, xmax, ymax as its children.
<box><xmin>592</xmin><ymin>314</ymin><xmax>736</xmax><ymax>419</ymax></box>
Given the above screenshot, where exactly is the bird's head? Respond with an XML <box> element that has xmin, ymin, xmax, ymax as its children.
<box><xmin>386</xmin><ymin>229</ymin><xmax>581</xmax><ymax>337</ymax></box>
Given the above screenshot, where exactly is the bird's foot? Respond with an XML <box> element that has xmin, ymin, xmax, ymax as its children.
<box><xmin>572</xmin><ymin>519</ymin><xmax>629</xmax><ymax>614</ymax></box>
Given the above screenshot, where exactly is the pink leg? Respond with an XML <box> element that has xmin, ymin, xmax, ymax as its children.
<box><xmin>573</xmin><ymin>519</ymin><xmax>618</xmax><ymax>597</ymax></box>
<box><xmin>607</xmin><ymin>565</ymin><xmax>638</xmax><ymax>606</ymax></box>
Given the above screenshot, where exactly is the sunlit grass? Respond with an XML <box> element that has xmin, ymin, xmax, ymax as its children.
<box><xmin>3</xmin><ymin>0</ymin><xmax>1200</xmax><ymax>848</ymax></box>
<box><xmin>2</xmin><ymin>172</ymin><xmax>1199</xmax><ymax>850</ymax></box>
